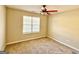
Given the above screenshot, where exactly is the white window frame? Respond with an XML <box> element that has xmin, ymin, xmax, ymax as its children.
<box><xmin>23</xmin><ymin>16</ymin><xmax>40</xmax><ymax>34</ymax></box>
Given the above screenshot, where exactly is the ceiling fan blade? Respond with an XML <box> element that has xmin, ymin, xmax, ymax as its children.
<box><xmin>46</xmin><ymin>10</ymin><xmax>58</xmax><ymax>12</ymax></box>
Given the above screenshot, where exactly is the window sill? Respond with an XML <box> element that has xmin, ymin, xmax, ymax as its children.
<box><xmin>23</xmin><ymin>32</ymin><xmax>40</xmax><ymax>35</ymax></box>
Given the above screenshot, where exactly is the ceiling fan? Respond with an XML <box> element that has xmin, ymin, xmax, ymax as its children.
<box><xmin>41</xmin><ymin>5</ymin><xmax>58</xmax><ymax>15</ymax></box>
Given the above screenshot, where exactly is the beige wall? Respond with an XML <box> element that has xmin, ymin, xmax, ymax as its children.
<box><xmin>48</xmin><ymin>8</ymin><xmax>79</xmax><ymax>51</ymax></box>
<box><xmin>6</xmin><ymin>8</ymin><xmax>47</xmax><ymax>44</ymax></box>
<box><xmin>0</xmin><ymin>6</ymin><xmax>6</xmax><ymax>51</ymax></box>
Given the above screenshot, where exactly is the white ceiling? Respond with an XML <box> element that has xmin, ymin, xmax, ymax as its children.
<box><xmin>6</xmin><ymin>5</ymin><xmax>79</xmax><ymax>14</ymax></box>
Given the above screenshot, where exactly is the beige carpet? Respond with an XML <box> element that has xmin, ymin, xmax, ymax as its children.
<box><xmin>5</xmin><ymin>38</ymin><xmax>74</xmax><ymax>54</ymax></box>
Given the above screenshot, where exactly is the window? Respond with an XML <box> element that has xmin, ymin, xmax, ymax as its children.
<box><xmin>23</xmin><ymin>16</ymin><xmax>40</xmax><ymax>34</ymax></box>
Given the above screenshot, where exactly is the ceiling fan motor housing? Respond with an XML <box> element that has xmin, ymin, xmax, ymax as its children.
<box><xmin>42</xmin><ymin>5</ymin><xmax>47</xmax><ymax>12</ymax></box>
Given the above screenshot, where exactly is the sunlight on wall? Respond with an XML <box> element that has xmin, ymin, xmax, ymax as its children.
<box><xmin>48</xmin><ymin>8</ymin><xmax>79</xmax><ymax>51</ymax></box>
<box><xmin>0</xmin><ymin>6</ymin><xmax>6</xmax><ymax>51</ymax></box>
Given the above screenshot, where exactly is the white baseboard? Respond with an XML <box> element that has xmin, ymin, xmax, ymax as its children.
<box><xmin>6</xmin><ymin>36</ymin><xmax>46</xmax><ymax>45</ymax></box>
<box><xmin>6</xmin><ymin>36</ymin><xmax>79</xmax><ymax>53</ymax></box>
<box><xmin>48</xmin><ymin>36</ymin><xmax>79</xmax><ymax>53</ymax></box>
